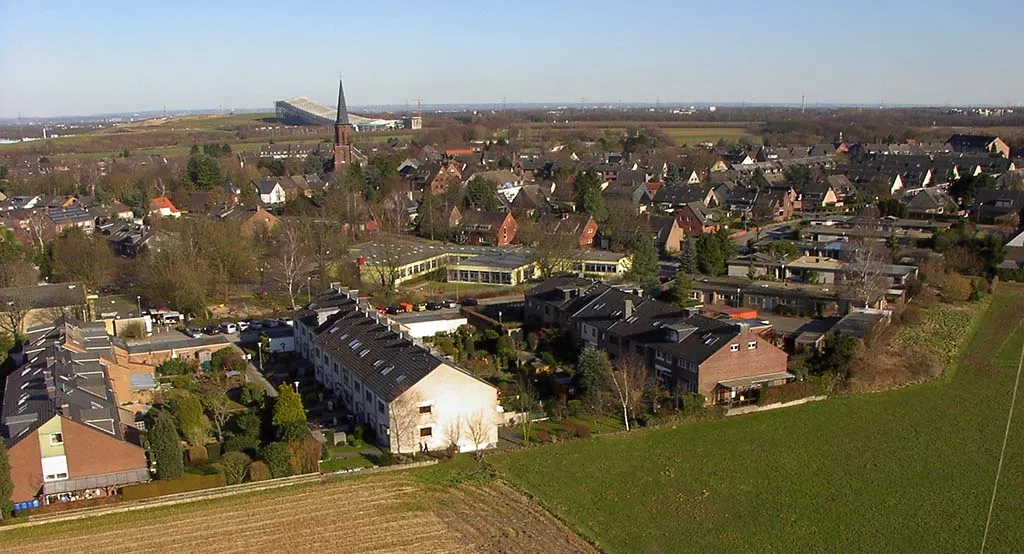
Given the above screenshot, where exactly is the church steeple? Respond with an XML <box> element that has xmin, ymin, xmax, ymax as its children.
<box><xmin>333</xmin><ymin>76</ymin><xmax>353</xmax><ymax>168</ymax></box>
<box><xmin>335</xmin><ymin>77</ymin><xmax>350</xmax><ymax>126</ymax></box>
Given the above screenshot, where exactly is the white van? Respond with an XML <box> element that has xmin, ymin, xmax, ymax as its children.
<box><xmin>219</xmin><ymin>322</ymin><xmax>239</xmax><ymax>334</ymax></box>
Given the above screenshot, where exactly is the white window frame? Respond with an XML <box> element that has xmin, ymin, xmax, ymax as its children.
<box><xmin>729</xmin><ymin>344</ymin><xmax>739</xmax><ymax>352</ymax></box>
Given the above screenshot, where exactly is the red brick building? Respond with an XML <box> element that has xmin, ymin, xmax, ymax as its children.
<box><xmin>457</xmin><ymin>210</ymin><xmax>518</xmax><ymax>247</ymax></box>
<box><xmin>676</xmin><ymin>201</ymin><xmax>719</xmax><ymax>237</ymax></box>
<box><xmin>539</xmin><ymin>213</ymin><xmax>598</xmax><ymax>247</ymax></box>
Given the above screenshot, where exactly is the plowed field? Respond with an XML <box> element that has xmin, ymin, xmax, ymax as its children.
<box><xmin>0</xmin><ymin>476</ymin><xmax>595</xmax><ymax>554</ymax></box>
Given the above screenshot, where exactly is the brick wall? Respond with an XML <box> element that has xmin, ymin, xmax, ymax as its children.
<box><xmin>697</xmin><ymin>331</ymin><xmax>788</xmax><ymax>399</ymax></box>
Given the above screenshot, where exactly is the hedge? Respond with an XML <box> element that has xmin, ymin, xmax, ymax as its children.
<box><xmin>121</xmin><ymin>474</ymin><xmax>227</xmax><ymax>501</ymax></box>
<box><xmin>758</xmin><ymin>378</ymin><xmax>827</xmax><ymax>406</ymax></box>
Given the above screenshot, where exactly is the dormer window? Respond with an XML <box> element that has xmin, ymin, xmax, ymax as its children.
<box><xmin>729</xmin><ymin>344</ymin><xmax>739</xmax><ymax>352</ymax></box>
<box><xmin>748</xmin><ymin>341</ymin><xmax>757</xmax><ymax>350</ymax></box>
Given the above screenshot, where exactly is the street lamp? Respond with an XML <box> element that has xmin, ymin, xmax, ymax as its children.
<box><xmin>498</xmin><ymin>310</ymin><xmax>503</xmax><ymax>326</ymax></box>
<box><xmin>307</xmin><ymin>276</ymin><xmax>312</xmax><ymax>304</ymax></box>
<box><xmin>257</xmin><ymin>340</ymin><xmax>263</xmax><ymax>374</ymax></box>
<box><xmin>136</xmin><ymin>295</ymin><xmax>141</xmax><ymax>316</ymax></box>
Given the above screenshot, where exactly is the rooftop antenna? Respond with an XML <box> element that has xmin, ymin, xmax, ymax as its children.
<box><xmin>417</xmin><ymin>96</ymin><xmax>423</xmax><ymax>120</ymax></box>
<box><xmin>502</xmin><ymin>96</ymin><xmax>507</xmax><ymax>112</ymax></box>
<box><xmin>801</xmin><ymin>94</ymin><xmax>805</xmax><ymax>114</ymax></box>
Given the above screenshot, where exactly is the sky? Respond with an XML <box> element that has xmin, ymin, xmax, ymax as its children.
<box><xmin>2</xmin><ymin>0</ymin><xmax>1023</xmax><ymax>118</ymax></box>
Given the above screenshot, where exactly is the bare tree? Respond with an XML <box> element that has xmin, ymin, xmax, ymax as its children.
<box><xmin>607</xmin><ymin>355</ymin><xmax>653</xmax><ymax>432</ymax></box>
<box><xmin>388</xmin><ymin>389</ymin><xmax>424</xmax><ymax>454</ymax></box>
<box><xmin>846</xmin><ymin>238</ymin><xmax>889</xmax><ymax>308</ymax></box>
<box><xmin>299</xmin><ymin>218</ymin><xmax>348</xmax><ymax>292</ymax></box>
<box><xmin>271</xmin><ymin>224</ymin><xmax>315</xmax><ymax>310</ymax></box>
<box><xmin>509</xmin><ymin>369</ymin><xmax>538</xmax><ymax>446</ymax></box>
<box><xmin>463</xmin><ymin>410</ymin><xmax>492</xmax><ymax>457</ymax></box>
<box><xmin>0</xmin><ymin>297</ymin><xmax>30</xmax><ymax>339</ymax></box>
<box><xmin>444</xmin><ymin>414</ymin><xmax>465</xmax><ymax>452</ymax></box>
<box><xmin>522</xmin><ymin>223</ymin><xmax>582</xmax><ymax>279</ymax></box>
<box><xmin>363</xmin><ymin>237</ymin><xmax>404</xmax><ymax>297</ymax></box>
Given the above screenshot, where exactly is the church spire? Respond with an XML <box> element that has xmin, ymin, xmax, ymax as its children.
<box><xmin>335</xmin><ymin>77</ymin><xmax>350</xmax><ymax>126</ymax></box>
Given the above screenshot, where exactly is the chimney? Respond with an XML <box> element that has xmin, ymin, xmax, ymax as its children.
<box><xmin>736</xmin><ymin>322</ymin><xmax>750</xmax><ymax>335</ymax></box>
<box><xmin>624</xmin><ymin>298</ymin><xmax>634</xmax><ymax>320</ymax></box>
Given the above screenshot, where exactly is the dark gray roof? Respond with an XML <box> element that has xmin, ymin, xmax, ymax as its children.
<box><xmin>47</xmin><ymin>205</ymin><xmax>93</xmax><ymax>225</ymax></box>
<box><xmin>460</xmin><ymin>210</ymin><xmax>509</xmax><ymax>232</ymax></box>
<box><xmin>336</xmin><ymin>78</ymin><xmax>350</xmax><ymax>126</ymax></box>
<box><xmin>653</xmin><ymin>184</ymin><xmax>710</xmax><ymax>206</ymax></box>
<box><xmin>946</xmin><ymin>134</ymin><xmax>998</xmax><ymax>150</ymax></box>
<box><xmin>3</xmin><ymin>319</ymin><xmax>123</xmax><ymax>446</ymax></box>
<box><xmin>252</xmin><ymin>177</ymin><xmax>282</xmax><ymax>195</ymax></box>
<box><xmin>314</xmin><ymin>297</ymin><xmax>491</xmax><ymax>402</ymax></box>
<box><xmin>0</xmin><ymin>283</ymin><xmax>87</xmax><ymax>311</ymax></box>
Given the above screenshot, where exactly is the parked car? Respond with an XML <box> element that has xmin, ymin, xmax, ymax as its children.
<box><xmin>398</xmin><ymin>302</ymin><xmax>413</xmax><ymax>312</ymax></box>
<box><xmin>426</xmin><ymin>301</ymin><xmax>442</xmax><ymax>311</ymax></box>
<box><xmin>183</xmin><ymin>328</ymin><xmax>202</xmax><ymax>338</ymax></box>
<box><xmin>237</xmin><ymin>321</ymin><xmax>250</xmax><ymax>332</ymax></box>
<box><xmin>247</xmin><ymin>321</ymin><xmax>263</xmax><ymax>330</ymax></box>
<box><xmin>413</xmin><ymin>302</ymin><xmax>427</xmax><ymax>312</ymax></box>
<box><xmin>280</xmin><ymin>318</ymin><xmax>294</xmax><ymax>327</ymax></box>
<box><xmin>460</xmin><ymin>297</ymin><xmax>479</xmax><ymax>306</ymax></box>
<box><xmin>376</xmin><ymin>305</ymin><xmax>388</xmax><ymax>314</ymax></box>
<box><xmin>263</xmin><ymin>319</ymin><xmax>281</xmax><ymax>328</ymax></box>
<box><xmin>203</xmin><ymin>325</ymin><xmax>222</xmax><ymax>335</ymax></box>
<box><xmin>219</xmin><ymin>322</ymin><xmax>239</xmax><ymax>334</ymax></box>
<box><xmin>386</xmin><ymin>305</ymin><xmax>403</xmax><ymax>315</ymax></box>
<box><xmin>442</xmin><ymin>299</ymin><xmax>458</xmax><ymax>308</ymax></box>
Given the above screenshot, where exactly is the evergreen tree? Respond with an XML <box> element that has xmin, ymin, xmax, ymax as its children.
<box><xmin>695</xmin><ymin>233</ymin><xmax>726</xmax><ymax>276</ymax></box>
<box><xmin>574</xmin><ymin>347</ymin><xmax>612</xmax><ymax>412</ymax></box>
<box><xmin>258</xmin><ymin>442</ymin><xmax>293</xmax><ymax>478</ymax></box>
<box><xmin>150</xmin><ymin>414</ymin><xmax>184</xmax><ymax>480</ymax></box>
<box><xmin>627</xmin><ymin>233</ymin><xmax>660</xmax><ymax>286</ymax></box>
<box><xmin>573</xmin><ymin>171</ymin><xmax>608</xmax><ymax>222</ymax></box>
<box><xmin>0</xmin><ymin>439</ymin><xmax>12</xmax><ymax>517</ymax></box>
<box><xmin>176</xmin><ymin>395</ymin><xmax>211</xmax><ymax>447</ymax></box>
<box><xmin>679</xmin><ymin>238</ymin><xmax>697</xmax><ymax>274</ymax></box>
<box><xmin>464</xmin><ymin>177</ymin><xmax>499</xmax><ymax>211</ymax></box>
<box><xmin>670</xmin><ymin>273</ymin><xmax>694</xmax><ymax>307</ymax></box>
<box><xmin>665</xmin><ymin>163</ymin><xmax>681</xmax><ymax>185</ymax></box>
<box><xmin>272</xmin><ymin>384</ymin><xmax>306</xmax><ymax>427</ymax></box>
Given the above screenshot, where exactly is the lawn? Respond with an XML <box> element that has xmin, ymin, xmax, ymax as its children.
<box><xmin>660</xmin><ymin>126</ymin><xmax>759</xmax><ymax>145</ymax></box>
<box><xmin>491</xmin><ymin>284</ymin><xmax>1024</xmax><ymax>553</ymax></box>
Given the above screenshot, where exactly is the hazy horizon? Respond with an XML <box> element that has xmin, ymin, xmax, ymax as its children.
<box><xmin>3</xmin><ymin>0</ymin><xmax>1023</xmax><ymax>119</ymax></box>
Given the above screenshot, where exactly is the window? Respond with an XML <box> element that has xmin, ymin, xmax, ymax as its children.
<box><xmin>378</xmin><ymin>401</ymin><xmax>385</xmax><ymax>414</ymax></box>
<box><xmin>748</xmin><ymin>341</ymin><xmax>757</xmax><ymax>350</ymax></box>
<box><xmin>729</xmin><ymin>344</ymin><xmax>739</xmax><ymax>352</ymax></box>
<box><xmin>419</xmin><ymin>427</ymin><xmax>433</xmax><ymax>437</ymax></box>
<box><xmin>365</xmin><ymin>390</ymin><xmax>372</xmax><ymax>402</ymax></box>
<box><xmin>418</xmin><ymin>404</ymin><xmax>432</xmax><ymax>414</ymax></box>
<box><xmin>49</xmin><ymin>433</ymin><xmax>63</xmax><ymax>445</ymax></box>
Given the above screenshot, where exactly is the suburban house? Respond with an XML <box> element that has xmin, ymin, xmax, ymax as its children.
<box><xmin>2</xmin><ymin>320</ymin><xmax>150</xmax><ymax>509</ymax></box>
<box><xmin>676</xmin><ymin>202</ymin><xmax>718</xmax><ymax>237</ymax></box>
<box><xmin>645</xmin><ymin>214</ymin><xmax>685</xmax><ymax>253</ymax></box>
<box><xmin>652</xmin><ymin>184</ymin><xmax>718</xmax><ymax>212</ymax></box>
<box><xmin>416</xmin><ymin>161</ymin><xmax>463</xmax><ymax>195</ymax></box>
<box><xmin>538</xmin><ymin>213</ymin><xmax>598</xmax><ymax>247</ymax></box>
<box><xmin>300</xmin><ymin>287</ymin><xmax>501</xmax><ymax>453</ymax></box>
<box><xmin>802</xmin><ymin>182</ymin><xmax>840</xmax><ymax>210</ymax></box>
<box><xmin>905</xmin><ymin>188</ymin><xmax>958</xmax><ymax>217</ymax></box>
<box><xmin>690</xmin><ymin>275</ymin><xmax>890</xmax><ymax>317</ymax></box>
<box><xmin>251</xmin><ymin>177</ymin><xmax>288</xmax><ymax>205</ymax></box>
<box><xmin>524</xmin><ymin>277</ymin><xmax>790</xmax><ymax>404</ymax></box>
<box><xmin>457</xmin><ymin>210</ymin><xmax>518</xmax><ymax>247</ymax></box>
<box><xmin>972</xmin><ymin>189</ymin><xmax>1024</xmax><ymax>224</ymax></box>
<box><xmin>215</xmin><ymin>205</ymin><xmax>281</xmax><ymax>236</ymax></box>
<box><xmin>46</xmin><ymin>205</ymin><xmax>95</xmax><ymax>235</ymax></box>
<box><xmin>148</xmin><ymin>197</ymin><xmax>181</xmax><ymax>218</ymax></box>
<box><xmin>946</xmin><ymin>134</ymin><xmax>1011</xmax><ymax>158</ymax></box>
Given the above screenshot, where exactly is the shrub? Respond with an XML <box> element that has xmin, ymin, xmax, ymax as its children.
<box><xmin>536</xmin><ymin>428</ymin><xmax>550</xmax><ymax>443</ymax></box>
<box><xmin>220</xmin><ymin>451</ymin><xmax>251</xmax><ymax>485</ymax></box>
<box><xmin>246</xmin><ymin>461</ymin><xmax>271</xmax><ymax>482</ymax></box>
<box><xmin>205</xmin><ymin>442</ymin><xmax>222</xmax><ymax>463</ymax></box>
<box><xmin>576</xmin><ymin>423</ymin><xmax>591</xmax><ymax>439</ymax></box>
<box><xmin>562</xmin><ymin>421</ymin><xmax>578</xmax><ymax>438</ymax></box>
<box><xmin>239</xmin><ymin>383</ymin><xmax>266</xmax><ymax>407</ymax></box>
<box><xmin>186</xmin><ymin>445</ymin><xmax>208</xmax><ymax>465</ymax></box>
<box><xmin>943</xmin><ymin>273</ymin><xmax>972</xmax><ymax>301</ymax></box>
<box><xmin>287</xmin><ymin>438</ymin><xmax>322</xmax><ymax>475</ymax></box>
<box><xmin>223</xmin><ymin>434</ymin><xmax>260</xmax><ymax>456</ymax></box>
<box><xmin>157</xmin><ymin>359</ymin><xmax>194</xmax><ymax>376</ymax></box>
<box><xmin>148</xmin><ymin>414</ymin><xmax>183</xmax><ymax>480</ymax></box>
<box><xmin>120</xmin><ymin>322</ymin><xmax>145</xmax><ymax>339</ymax></box>
<box><xmin>351</xmin><ymin>425</ymin><xmax>364</xmax><ymax>444</ymax></box>
<box><xmin>758</xmin><ymin>378</ymin><xmax>826</xmax><ymax>406</ymax></box>
<box><xmin>171</xmin><ymin>375</ymin><xmax>193</xmax><ymax>389</ymax></box>
<box><xmin>376</xmin><ymin>451</ymin><xmax>397</xmax><ymax>466</ymax></box>
<box><xmin>566</xmin><ymin>399</ymin><xmax>582</xmax><ymax>416</ymax></box>
<box><xmin>120</xmin><ymin>474</ymin><xmax>225</xmax><ymax>501</ymax></box>
<box><xmin>258</xmin><ymin>442</ymin><xmax>292</xmax><ymax>478</ymax></box>
<box><xmin>277</xmin><ymin>420</ymin><xmax>312</xmax><ymax>442</ymax></box>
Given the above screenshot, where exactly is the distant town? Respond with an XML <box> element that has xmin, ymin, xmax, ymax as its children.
<box><xmin>1</xmin><ymin>75</ymin><xmax>1023</xmax><ymax>552</ymax></box>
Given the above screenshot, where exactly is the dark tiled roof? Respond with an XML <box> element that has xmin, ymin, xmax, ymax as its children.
<box><xmin>538</xmin><ymin>213</ymin><xmax>592</xmax><ymax>235</ymax></box>
<box><xmin>652</xmin><ymin>184</ymin><xmax>711</xmax><ymax>205</ymax></box>
<box><xmin>3</xmin><ymin>319</ymin><xmax>123</xmax><ymax>446</ymax></box>
<box><xmin>460</xmin><ymin>210</ymin><xmax>509</xmax><ymax>231</ymax></box>
<box><xmin>0</xmin><ymin>283</ymin><xmax>87</xmax><ymax>310</ymax></box>
<box><xmin>314</xmin><ymin>298</ymin><xmax>488</xmax><ymax>402</ymax></box>
<box><xmin>47</xmin><ymin>205</ymin><xmax>93</xmax><ymax>225</ymax></box>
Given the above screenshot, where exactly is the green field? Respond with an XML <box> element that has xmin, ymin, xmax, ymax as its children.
<box><xmin>660</xmin><ymin>126</ymin><xmax>758</xmax><ymax>145</ymax></box>
<box><xmin>492</xmin><ymin>286</ymin><xmax>1024</xmax><ymax>553</ymax></box>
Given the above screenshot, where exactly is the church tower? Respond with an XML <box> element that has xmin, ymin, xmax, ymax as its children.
<box><xmin>333</xmin><ymin>77</ymin><xmax>354</xmax><ymax>168</ymax></box>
